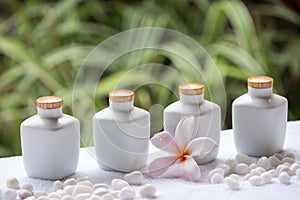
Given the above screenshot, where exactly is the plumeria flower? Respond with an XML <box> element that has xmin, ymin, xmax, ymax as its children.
<box><xmin>149</xmin><ymin>115</ymin><xmax>217</xmax><ymax>182</ymax></box>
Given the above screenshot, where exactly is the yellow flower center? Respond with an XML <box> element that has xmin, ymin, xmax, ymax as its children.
<box><xmin>179</xmin><ymin>150</ymin><xmax>191</xmax><ymax>163</ymax></box>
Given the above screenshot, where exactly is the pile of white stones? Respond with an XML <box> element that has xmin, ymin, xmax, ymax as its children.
<box><xmin>1</xmin><ymin>171</ymin><xmax>157</xmax><ymax>200</ymax></box>
<box><xmin>208</xmin><ymin>152</ymin><xmax>300</xmax><ymax>190</ymax></box>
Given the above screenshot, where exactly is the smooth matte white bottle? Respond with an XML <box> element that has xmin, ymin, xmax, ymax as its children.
<box><xmin>93</xmin><ymin>90</ymin><xmax>150</xmax><ymax>172</ymax></box>
<box><xmin>20</xmin><ymin>96</ymin><xmax>80</xmax><ymax>180</ymax></box>
<box><xmin>164</xmin><ymin>82</ymin><xmax>221</xmax><ymax>164</ymax></box>
<box><xmin>232</xmin><ymin>76</ymin><xmax>288</xmax><ymax>157</ymax></box>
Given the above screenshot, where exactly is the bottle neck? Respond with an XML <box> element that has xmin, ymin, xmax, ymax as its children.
<box><xmin>37</xmin><ymin>107</ymin><xmax>63</xmax><ymax>118</ymax></box>
<box><xmin>109</xmin><ymin>100</ymin><xmax>134</xmax><ymax>112</ymax></box>
<box><xmin>248</xmin><ymin>86</ymin><xmax>273</xmax><ymax>98</ymax></box>
<box><xmin>179</xmin><ymin>93</ymin><xmax>204</xmax><ymax>104</ymax></box>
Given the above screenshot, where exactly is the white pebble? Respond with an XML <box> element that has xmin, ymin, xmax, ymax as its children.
<box><xmin>278</xmin><ymin>172</ymin><xmax>291</xmax><ymax>184</ymax></box>
<box><xmin>34</xmin><ymin>191</ymin><xmax>47</xmax><ymax>198</ymax></box>
<box><xmin>124</xmin><ymin>171</ymin><xmax>144</xmax><ymax>185</ymax></box>
<box><xmin>296</xmin><ymin>168</ymin><xmax>300</xmax><ymax>180</ymax></box>
<box><xmin>244</xmin><ymin>173</ymin><xmax>252</xmax><ymax>180</ymax></box>
<box><xmin>225</xmin><ymin>159</ymin><xmax>238</xmax><ymax>173</ymax></box>
<box><xmin>261</xmin><ymin>172</ymin><xmax>272</xmax><ymax>184</ymax></box>
<box><xmin>100</xmin><ymin>194</ymin><xmax>114</xmax><ymax>200</ymax></box>
<box><xmin>75</xmin><ymin>193</ymin><xmax>91</xmax><ymax>200</ymax></box>
<box><xmin>62</xmin><ymin>195</ymin><xmax>74</xmax><ymax>200</ymax></box>
<box><xmin>290</xmin><ymin>163</ymin><xmax>300</xmax><ymax>175</ymax></box>
<box><xmin>89</xmin><ymin>195</ymin><xmax>101</xmax><ymax>200</ymax></box>
<box><xmin>22</xmin><ymin>183</ymin><xmax>33</xmax><ymax>193</ymax></box>
<box><xmin>268</xmin><ymin>169</ymin><xmax>278</xmax><ymax>178</ymax></box>
<box><xmin>282</xmin><ymin>157</ymin><xmax>295</xmax><ymax>165</ymax></box>
<box><xmin>249</xmin><ymin>163</ymin><xmax>257</xmax><ymax>170</ymax></box>
<box><xmin>210</xmin><ymin>174</ymin><xmax>224</xmax><ymax>184</ymax></box>
<box><xmin>56</xmin><ymin>189</ymin><xmax>65</xmax><ymax>196</ymax></box>
<box><xmin>64</xmin><ymin>185</ymin><xmax>76</xmax><ymax>195</ymax></box>
<box><xmin>77</xmin><ymin>180</ymin><xmax>93</xmax><ymax>187</ymax></box>
<box><xmin>250</xmin><ymin>169</ymin><xmax>261</xmax><ymax>176</ymax></box>
<box><xmin>277</xmin><ymin>165</ymin><xmax>293</xmax><ymax>176</ymax></box>
<box><xmin>93</xmin><ymin>184</ymin><xmax>108</xmax><ymax>191</ymax></box>
<box><xmin>139</xmin><ymin>184</ymin><xmax>156</xmax><ymax>198</ymax></box>
<box><xmin>119</xmin><ymin>187</ymin><xmax>135</xmax><ymax>200</ymax></box>
<box><xmin>24</xmin><ymin>197</ymin><xmax>35</xmax><ymax>200</ymax></box>
<box><xmin>53</xmin><ymin>180</ymin><xmax>63</xmax><ymax>191</ymax></box>
<box><xmin>249</xmin><ymin>176</ymin><xmax>264</xmax><ymax>186</ymax></box>
<box><xmin>37</xmin><ymin>196</ymin><xmax>49</xmax><ymax>200</ymax></box>
<box><xmin>111</xmin><ymin>179</ymin><xmax>129</xmax><ymax>190</ymax></box>
<box><xmin>93</xmin><ymin>187</ymin><xmax>108</xmax><ymax>197</ymax></box>
<box><xmin>255</xmin><ymin>167</ymin><xmax>266</xmax><ymax>173</ymax></box>
<box><xmin>274</xmin><ymin>153</ymin><xmax>284</xmax><ymax>161</ymax></box>
<box><xmin>19</xmin><ymin>189</ymin><xmax>32</xmax><ymax>199</ymax></box>
<box><xmin>77</xmin><ymin>176</ymin><xmax>93</xmax><ymax>183</ymax></box>
<box><xmin>72</xmin><ymin>185</ymin><xmax>93</xmax><ymax>197</ymax></box>
<box><xmin>229</xmin><ymin>174</ymin><xmax>240</xmax><ymax>182</ymax></box>
<box><xmin>257</xmin><ymin>157</ymin><xmax>271</xmax><ymax>170</ymax></box>
<box><xmin>48</xmin><ymin>192</ymin><xmax>62</xmax><ymax>199</ymax></box>
<box><xmin>64</xmin><ymin>178</ymin><xmax>77</xmax><ymax>187</ymax></box>
<box><xmin>235</xmin><ymin>163</ymin><xmax>250</xmax><ymax>175</ymax></box>
<box><xmin>3</xmin><ymin>189</ymin><xmax>18</xmax><ymax>200</ymax></box>
<box><xmin>224</xmin><ymin>177</ymin><xmax>240</xmax><ymax>190</ymax></box>
<box><xmin>236</xmin><ymin>154</ymin><xmax>252</xmax><ymax>165</ymax></box>
<box><xmin>284</xmin><ymin>152</ymin><xmax>296</xmax><ymax>159</ymax></box>
<box><xmin>215</xmin><ymin>164</ymin><xmax>230</xmax><ymax>176</ymax></box>
<box><xmin>208</xmin><ymin>168</ymin><xmax>224</xmax><ymax>180</ymax></box>
<box><xmin>6</xmin><ymin>177</ymin><xmax>19</xmax><ymax>189</ymax></box>
<box><xmin>269</xmin><ymin>156</ymin><xmax>281</xmax><ymax>167</ymax></box>
<box><xmin>283</xmin><ymin>162</ymin><xmax>291</xmax><ymax>167</ymax></box>
<box><xmin>109</xmin><ymin>191</ymin><xmax>119</xmax><ymax>198</ymax></box>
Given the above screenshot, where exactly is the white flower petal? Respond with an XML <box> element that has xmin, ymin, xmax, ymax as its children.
<box><xmin>151</xmin><ymin>131</ymin><xmax>181</xmax><ymax>154</ymax></box>
<box><xmin>180</xmin><ymin>155</ymin><xmax>201</xmax><ymax>182</ymax></box>
<box><xmin>174</xmin><ymin>115</ymin><xmax>196</xmax><ymax>151</ymax></box>
<box><xmin>186</xmin><ymin>137</ymin><xmax>217</xmax><ymax>157</ymax></box>
<box><xmin>148</xmin><ymin>156</ymin><xmax>179</xmax><ymax>178</ymax></box>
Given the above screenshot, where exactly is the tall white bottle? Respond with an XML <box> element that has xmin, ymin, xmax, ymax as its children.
<box><xmin>164</xmin><ymin>82</ymin><xmax>221</xmax><ymax>164</ymax></box>
<box><xmin>93</xmin><ymin>90</ymin><xmax>150</xmax><ymax>172</ymax></box>
<box><xmin>20</xmin><ymin>96</ymin><xmax>80</xmax><ymax>180</ymax></box>
<box><xmin>232</xmin><ymin>76</ymin><xmax>288</xmax><ymax>157</ymax></box>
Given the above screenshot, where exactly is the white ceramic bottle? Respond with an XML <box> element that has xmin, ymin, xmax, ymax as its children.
<box><xmin>93</xmin><ymin>90</ymin><xmax>150</xmax><ymax>172</ymax></box>
<box><xmin>20</xmin><ymin>96</ymin><xmax>80</xmax><ymax>180</ymax></box>
<box><xmin>232</xmin><ymin>76</ymin><xmax>288</xmax><ymax>157</ymax></box>
<box><xmin>164</xmin><ymin>82</ymin><xmax>221</xmax><ymax>164</ymax></box>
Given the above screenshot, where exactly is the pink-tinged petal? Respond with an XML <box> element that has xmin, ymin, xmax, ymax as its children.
<box><xmin>180</xmin><ymin>155</ymin><xmax>201</xmax><ymax>182</ymax></box>
<box><xmin>151</xmin><ymin>131</ymin><xmax>181</xmax><ymax>154</ymax></box>
<box><xmin>174</xmin><ymin>115</ymin><xmax>195</xmax><ymax>150</ymax></box>
<box><xmin>148</xmin><ymin>156</ymin><xmax>179</xmax><ymax>178</ymax></box>
<box><xmin>186</xmin><ymin>137</ymin><xmax>217</xmax><ymax>157</ymax></box>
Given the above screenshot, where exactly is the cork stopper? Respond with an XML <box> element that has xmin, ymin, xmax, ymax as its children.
<box><xmin>36</xmin><ymin>96</ymin><xmax>63</xmax><ymax>109</ymax></box>
<box><xmin>109</xmin><ymin>90</ymin><xmax>134</xmax><ymax>103</ymax></box>
<box><xmin>248</xmin><ymin>76</ymin><xmax>273</xmax><ymax>89</ymax></box>
<box><xmin>179</xmin><ymin>82</ymin><xmax>205</xmax><ymax>95</ymax></box>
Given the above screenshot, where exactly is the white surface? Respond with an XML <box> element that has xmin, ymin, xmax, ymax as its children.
<box><xmin>1</xmin><ymin>121</ymin><xmax>300</xmax><ymax>199</ymax></box>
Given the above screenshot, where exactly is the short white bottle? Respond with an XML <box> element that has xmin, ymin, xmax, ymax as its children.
<box><xmin>232</xmin><ymin>76</ymin><xmax>288</xmax><ymax>157</ymax></box>
<box><xmin>93</xmin><ymin>90</ymin><xmax>150</xmax><ymax>172</ymax></box>
<box><xmin>20</xmin><ymin>96</ymin><xmax>80</xmax><ymax>180</ymax></box>
<box><xmin>164</xmin><ymin>82</ymin><xmax>221</xmax><ymax>164</ymax></box>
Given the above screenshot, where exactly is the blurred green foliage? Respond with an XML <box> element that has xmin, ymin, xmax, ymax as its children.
<box><xmin>0</xmin><ymin>0</ymin><xmax>299</xmax><ymax>157</ymax></box>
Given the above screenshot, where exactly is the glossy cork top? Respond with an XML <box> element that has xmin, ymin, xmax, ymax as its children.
<box><xmin>36</xmin><ymin>96</ymin><xmax>63</xmax><ymax>109</ymax></box>
<box><xmin>109</xmin><ymin>90</ymin><xmax>134</xmax><ymax>102</ymax></box>
<box><xmin>179</xmin><ymin>82</ymin><xmax>205</xmax><ymax>95</ymax></box>
<box><xmin>248</xmin><ymin>76</ymin><xmax>273</xmax><ymax>89</ymax></box>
